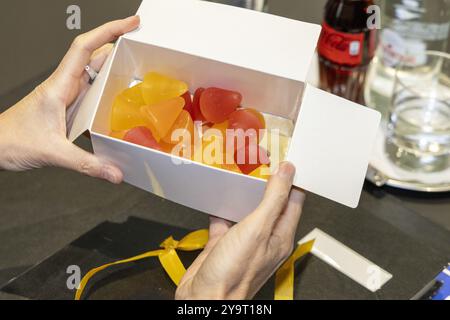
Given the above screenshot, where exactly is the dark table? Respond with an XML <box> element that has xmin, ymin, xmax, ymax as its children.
<box><xmin>0</xmin><ymin>1</ymin><xmax>449</xmax><ymax>300</ymax></box>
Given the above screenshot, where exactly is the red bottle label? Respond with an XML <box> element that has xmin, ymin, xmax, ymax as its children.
<box><xmin>318</xmin><ymin>22</ymin><xmax>365</xmax><ymax>66</ymax></box>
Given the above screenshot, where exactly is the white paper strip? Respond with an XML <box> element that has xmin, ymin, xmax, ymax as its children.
<box><xmin>299</xmin><ymin>228</ymin><xmax>392</xmax><ymax>292</ymax></box>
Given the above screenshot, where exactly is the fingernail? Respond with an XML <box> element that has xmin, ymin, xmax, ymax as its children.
<box><xmin>126</xmin><ymin>15</ymin><xmax>140</xmax><ymax>22</ymax></box>
<box><xmin>277</xmin><ymin>162</ymin><xmax>296</xmax><ymax>179</ymax></box>
<box><xmin>103</xmin><ymin>167</ymin><xmax>119</xmax><ymax>184</ymax></box>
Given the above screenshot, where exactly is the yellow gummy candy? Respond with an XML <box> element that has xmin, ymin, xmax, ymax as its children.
<box><xmin>212</xmin><ymin>121</ymin><xmax>229</xmax><ymax>136</ymax></box>
<box><xmin>140</xmin><ymin>97</ymin><xmax>185</xmax><ymax>142</ymax></box>
<box><xmin>194</xmin><ymin>122</ymin><xmax>232</xmax><ymax>167</ymax></box>
<box><xmin>249</xmin><ymin>165</ymin><xmax>271</xmax><ymax>180</ymax></box>
<box><xmin>122</xmin><ymin>83</ymin><xmax>146</xmax><ymax>106</ymax></box>
<box><xmin>141</xmin><ymin>72</ymin><xmax>188</xmax><ymax>106</ymax></box>
<box><xmin>110</xmin><ymin>92</ymin><xmax>147</xmax><ymax>132</ymax></box>
<box><xmin>222</xmin><ymin>162</ymin><xmax>242</xmax><ymax>174</ymax></box>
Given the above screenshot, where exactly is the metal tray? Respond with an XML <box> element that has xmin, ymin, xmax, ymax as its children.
<box><xmin>366</xmin><ymin>128</ymin><xmax>450</xmax><ymax>193</ymax></box>
<box><xmin>366</xmin><ymin>166</ymin><xmax>450</xmax><ymax>193</ymax></box>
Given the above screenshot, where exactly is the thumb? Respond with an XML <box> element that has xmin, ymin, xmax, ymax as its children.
<box><xmin>253</xmin><ymin>162</ymin><xmax>296</xmax><ymax>228</ymax></box>
<box><xmin>54</xmin><ymin>141</ymin><xmax>123</xmax><ymax>184</ymax></box>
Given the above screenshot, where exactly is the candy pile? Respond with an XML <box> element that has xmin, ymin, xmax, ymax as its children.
<box><xmin>110</xmin><ymin>72</ymin><xmax>291</xmax><ymax>180</ymax></box>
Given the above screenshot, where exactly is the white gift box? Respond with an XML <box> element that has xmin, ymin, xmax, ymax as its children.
<box><xmin>68</xmin><ymin>0</ymin><xmax>381</xmax><ymax>222</ymax></box>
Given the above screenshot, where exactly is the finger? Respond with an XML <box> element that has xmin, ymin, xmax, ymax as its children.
<box><xmin>81</xmin><ymin>43</ymin><xmax>114</xmax><ymax>86</ymax></box>
<box><xmin>179</xmin><ymin>217</ymin><xmax>231</xmax><ymax>284</ymax></box>
<box><xmin>89</xmin><ymin>43</ymin><xmax>114</xmax><ymax>71</ymax></box>
<box><xmin>272</xmin><ymin>188</ymin><xmax>306</xmax><ymax>243</ymax></box>
<box><xmin>253</xmin><ymin>162</ymin><xmax>296</xmax><ymax>228</ymax></box>
<box><xmin>57</xmin><ymin>16</ymin><xmax>140</xmax><ymax>81</ymax></box>
<box><xmin>208</xmin><ymin>216</ymin><xmax>233</xmax><ymax>246</ymax></box>
<box><xmin>52</xmin><ymin>140</ymin><xmax>123</xmax><ymax>184</ymax></box>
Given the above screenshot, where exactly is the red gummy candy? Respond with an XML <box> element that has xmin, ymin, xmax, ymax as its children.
<box><xmin>228</xmin><ymin>109</ymin><xmax>265</xmax><ymax>140</ymax></box>
<box><xmin>181</xmin><ymin>91</ymin><xmax>194</xmax><ymax>118</ymax></box>
<box><xmin>192</xmin><ymin>87</ymin><xmax>206</xmax><ymax>122</ymax></box>
<box><xmin>123</xmin><ymin>126</ymin><xmax>162</xmax><ymax>151</ymax></box>
<box><xmin>234</xmin><ymin>144</ymin><xmax>270</xmax><ymax>175</ymax></box>
<box><xmin>200</xmin><ymin>87</ymin><xmax>242</xmax><ymax>124</ymax></box>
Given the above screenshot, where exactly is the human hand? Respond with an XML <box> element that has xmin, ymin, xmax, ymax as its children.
<box><xmin>0</xmin><ymin>16</ymin><xmax>140</xmax><ymax>183</ymax></box>
<box><xmin>176</xmin><ymin>162</ymin><xmax>306</xmax><ymax>300</ymax></box>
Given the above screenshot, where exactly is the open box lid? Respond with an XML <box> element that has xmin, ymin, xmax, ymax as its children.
<box><xmin>125</xmin><ymin>0</ymin><xmax>321</xmax><ymax>82</ymax></box>
<box><xmin>69</xmin><ymin>0</ymin><xmax>321</xmax><ymax>142</ymax></box>
<box><xmin>287</xmin><ymin>85</ymin><xmax>381</xmax><ymax>208</ymax></box>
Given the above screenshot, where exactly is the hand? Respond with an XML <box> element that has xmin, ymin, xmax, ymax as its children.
<box><xmin>0</xmin><ymin>16</ymin><xmax>140</xmax><ymax>183</ymax></box>
<box><xmin>176</xmin><ymin>162</ymin><xmax>306</xmax><ymax>300</ymax></box>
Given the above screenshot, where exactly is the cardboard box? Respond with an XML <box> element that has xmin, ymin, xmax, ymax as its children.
<box><xmin>68</xmin><ymin>0</ymin><xmax>381</xmax><ymax>222</ymax></box>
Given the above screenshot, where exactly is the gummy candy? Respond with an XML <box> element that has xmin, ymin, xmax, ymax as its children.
<box><xmin>123</xmin><ymin>127</ymin><xmax>161</xmax><ymax>151</ymax></box>
<box><xmin>158</xmin><ymin>140</ymin><xmax>177</xmax><ymax>154</ymax></box>
<box><xmin>222</xmin><ymin>162</ymin><xmax>242</xmax><ymax>174</ymax></box>
<box><xmin>259</xmin><ymin>131</ymin><xmax>291</xmax><ymax>166</ymax></box>
<box><xmin>194</xmin><ymin>122</ymin><xmax>230</xmax><ymax>167</ymax></box>
<box><xmin>162</xmin><ymin>110</ymin><xmax>194</xmax><ymax>145</ymax></box>
<box><xmin>181</xmin><ymin>91</ymin><xmax>194</xmax><ymax>117</ymax></box>
<box><xmin>211</xmin><ymin>121</ymin><xmax>229</xmax><ymax>138</ymax></box>
<box><xmin>122</xmin><ymin>83</ymin><xmax>146</xmax><ymax>105</ymax></box>
<box><xmin>110</xmin><ymin>72</ymin><xmax>288</xmax><ymax>179</ymax></box>
<box><xmin>211</xmin><ymin>121</ymin><xmax>235</xmax><ymax>163</ymax></box>
<box><xmin>110</xmin><ymin>130</ymin><xmax>128</xmax><ymax>140</ymax></box>
<box><xmin>141</xmin><ymin>72</ymin><xmax>188</xmax><ymax>106</ymax></box>
<box><xmin>249</xmin><ymin>165</ymin><xmax>270</xmax><ymax>180</ymax></box>
<box><xmin>247</xmin><ymin>108</ymin><xmax>266</xmax><ymax>129</ymax></box>
<box><xmin>140</xmin><ymin>97</ymin><xmax>185</xmax><ymax>141</ymax></box>
<box><xmin>196</xmin><ymin>133</ymin><xmax>222</xmax><ymax>167</ymax></box>
<box><xmin>228</xmin><ymin>108</ymin><xmax>265</xmax><ymax>140</ymax></box>
<box><xmin>234</xmin><ymin>144</ymin><xmax>270</xmax><ymax>175</ymax></box>
<box><xmin>110</xmin><ymin>92</ymin><xmax>147</xmax><ymax>132</ymax></box>
<box><xmin>192</xmin><ymin>88</ymin><xmax>206</xmax><ymax>122</ymax></box>
<box><xmin>200</xmin><ymin>87</ymin><xmax>242</xmax><ymax>123</ymax></box>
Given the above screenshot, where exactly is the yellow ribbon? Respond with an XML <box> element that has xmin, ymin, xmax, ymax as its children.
<box><xmin>274</xmin><ymin>239</ymin><xmax>315</xmax><ymax>300</ymax></box>
<box><xmin>75</xmin><ymin>229</ymin><xmax>313</xmax><ymax>300</ymax></box>
<box><xmin>75</xmin><ymin>229</ymin><xmax>209</xmax><ymax>300</ymax></box>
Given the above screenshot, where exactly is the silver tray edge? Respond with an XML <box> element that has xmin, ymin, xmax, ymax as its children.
<box><xmin>366</xmin><ymin>166</ymin><xmax>450</xmax><ymax>193</ymax></box>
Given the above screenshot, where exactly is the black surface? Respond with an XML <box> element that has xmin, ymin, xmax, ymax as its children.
<box><xmin>1</xmin><ymin>218</ymin><xmax>198</xmax><ymax>300</ymax></box>
<box><xmin>1</xmin><ymin>185</ymin><xmax>449</xmax><ymax>300</ymax></box>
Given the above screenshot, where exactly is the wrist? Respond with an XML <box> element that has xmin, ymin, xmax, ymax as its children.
<box><xmin>175</xmin><ymin>278</ymin><xmax>250</xmax><ymax>300</ymax></box>
<box><xmin>0</xmin><ymin>88</ymin><xmax>43</xmax><ymax>171</ymax></box>
<box><xmin>0</xmin><ymin>111</ymin><xmax>13</xmax><ymax>170</ymax></box>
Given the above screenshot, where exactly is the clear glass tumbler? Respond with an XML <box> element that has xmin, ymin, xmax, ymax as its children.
<box><xmin>386</xmin><ymin>51</ymin><xmax>450</xmax><ymax>173</ymax></box>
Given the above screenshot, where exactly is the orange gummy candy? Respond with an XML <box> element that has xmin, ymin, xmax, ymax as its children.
<box><xmin>162</xmin><ymin>110</ymin><xmax>194</xmax><ymax>145</ymax></box>
<box><xmin>140</xmin><ymin>97</ymin><xmax>185</xmax><ymax>141</ymax></box>
<box><xmin>109</xmin><ymin>129</ymin><xmax>129</xmax><ymax>140</ymax></box>
<box><xmin>140</xmin><ymin>72</ymin><xmax>188</xmax><ymax>106</ymax></box>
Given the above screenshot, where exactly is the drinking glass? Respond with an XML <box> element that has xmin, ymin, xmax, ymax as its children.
<box><xmin>386</xmin><ymin>51</ymin><xmax>450</xmax><ymax>173</ymax></box>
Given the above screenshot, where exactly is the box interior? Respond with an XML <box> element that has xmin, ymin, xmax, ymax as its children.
<box><xmin>92</xmin><ymin>38</ymin><xmax>305</xmax><ymax>143</ymax></box>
